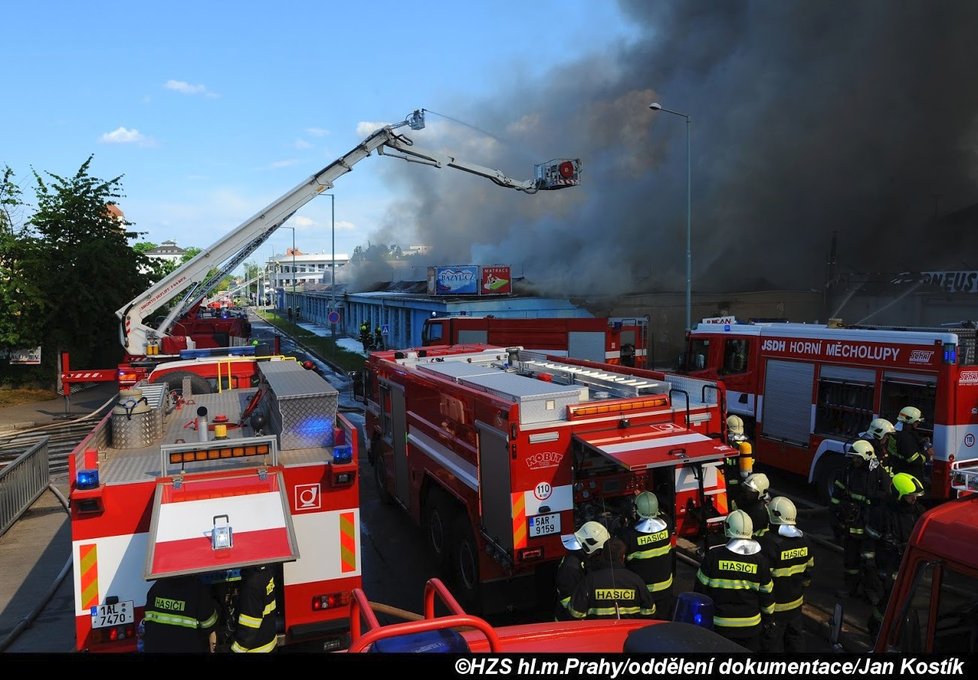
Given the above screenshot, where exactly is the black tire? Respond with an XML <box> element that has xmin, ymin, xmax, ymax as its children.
<box><xmin>424</xmin><ymin>491</ymin><xmax>453</xmax><ymax>569</ymax></box>
<box><xmin>373</xmin><ymin>452</ymin><xmax>395</xmax><ymax>506</ymax></box>
<box><xmin>814</xmin><ymin>454</ymin><xmax>847</xmax><ymax>505</ymax></box>
<box><xmin>153</xmin><ymin>370</ymin><xmax>212</xmax><ymax>397</ymax></box>
<box><xmin>451</xmin><ymin>516</ymin><xmax>481</xmax><ymax>612</ymax></box>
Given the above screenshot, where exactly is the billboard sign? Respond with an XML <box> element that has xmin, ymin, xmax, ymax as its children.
<box><xmin>430</xmin><ymin>266</ymin><xmax>480</xmax><ymax>295</ymax></box>
<box><xmin>480</xmin><ymin>265</ymin><xmax>512</xmax><ymax>295</ymax></box>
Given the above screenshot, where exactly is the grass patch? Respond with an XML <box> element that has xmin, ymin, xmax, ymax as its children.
<box><xmin>0</xmin><ymin>386</ymin><xmax>60</xmax><ymax>407</ymax></box>
<box><xmin>257</xmin><ymin>309</ymin><xmax>368</xmax><ymax>374</ymax></box>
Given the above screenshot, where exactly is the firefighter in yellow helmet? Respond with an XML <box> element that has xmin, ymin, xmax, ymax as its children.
<box><xmin>694</xmin><ymin>510</ymin><xmax>774</xmax><ymax>651</ymax></box>
<box><xmin>758</xmin><ymin>497</ymin><xmax>814</xmax><ymax>652</ymax></box>
<box><xmin>724</xmin><ymin>415</ymin><xmax>753</xmax><ymax>505</ymax></box>
<box><xmin>862</xmin><ymin>473</ymin><xmax>925</xmax><ymax>637</ymax></box>
<box><xmin>554</xmin><ymin>532</ymin><xmax>587</xmax><ymax>621</ymax></box>
<box><xmin>567</xmin><ymin>522</ymin><xmax>655</xmax><ymax>620</ymax></box>
<box><xmin>891</xmin><ymin>406</ymin><xmax>932</xmax><ymax>483</ymax></box>
<box><xmin>617</xmin><ymin>491</ymin><xmax>675</xmax><ymax>619</ymax></box>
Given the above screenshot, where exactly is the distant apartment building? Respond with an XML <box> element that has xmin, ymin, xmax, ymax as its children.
<box><xmin>267</xmin><ymin>249</ymin><xmax>351</xmax><ymax>289</ymax></box>
<box><xmin>144</xmin><ymin>240</ymin><xmax>187</xmax><ymax>265</ymax></box>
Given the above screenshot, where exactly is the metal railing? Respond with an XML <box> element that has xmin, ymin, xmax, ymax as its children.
<box><xmin>0</xmin><ymin>437</ymin><xmax>49</xmax><ymax>537</ymax></box>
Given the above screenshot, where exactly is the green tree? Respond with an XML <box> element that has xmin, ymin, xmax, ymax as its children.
<box><xmin>25</xmin><ymin>156</ymin><xmax>153</xmax><ymax>378</ymax></box>
<box><xmin>0</xmin><ymin>166</ymin><xmax>47</xmax><ymax>361</ymax></box>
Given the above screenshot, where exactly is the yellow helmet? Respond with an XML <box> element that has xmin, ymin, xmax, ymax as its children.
<box><xmin>892</xmin><ymin>473</ymin><xmax>924</xmax><ymax>500</ymax></box>
<box><xmin>767</xmin><ymin>496</ymin><xmax>797</xmax><ymax>525</ymax></box>
<box><xmin>574</xmin><ymin>521</ymin><xmax>611</xmax><ymax>555</ymax></box>
<box><xmin>724</xmin><ymin>510</ymin><xmax>753</xmax><ymax>540</ymax></box>
<box><xmin>897</xmin><ymin>406</ymin><xmax>924</xmax><ymax>425</ymax></box>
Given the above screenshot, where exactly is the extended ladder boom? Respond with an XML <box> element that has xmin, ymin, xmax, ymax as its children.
<box><xmin>117</xmin><ymin>110</ymin><xmax>581</xmax><ymax>356</ymax></box>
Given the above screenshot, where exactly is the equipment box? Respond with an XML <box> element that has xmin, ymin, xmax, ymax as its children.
<box><xmin>259</xmin><ymin>361</ymin><xmax>338</xmax><ymax>450</ymax></box>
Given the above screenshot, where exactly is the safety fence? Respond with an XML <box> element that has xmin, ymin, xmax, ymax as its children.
<box><xmin>0</xmin><ymin>437</ymin><xmax>49</xmax><ymax>537</ymax></box>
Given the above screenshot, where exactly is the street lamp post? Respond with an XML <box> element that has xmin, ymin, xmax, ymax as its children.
<box><xmin>326</xmin><ymin>194</ymin><xmax>336</xmax><ymax>336</ymax></box>
<box><xmin>649</xmin><ymin>102</ymin><xmax>692</xmax><ymax>332</ymax></box>
<box><xmin>281</xmin><ymin>225</ymin><xmax>296</xmax><ymax>318</ymax></box>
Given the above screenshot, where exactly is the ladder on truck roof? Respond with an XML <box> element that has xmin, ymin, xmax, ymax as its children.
<box><xmin>853</xmin><ymin>323</ymin><xmax>977</xmax><ymax>365</ymax></box>
<box><xmin>523</xmin><ymin>359</ymin><xmax>665</xmax><ymax>399</ymax></box>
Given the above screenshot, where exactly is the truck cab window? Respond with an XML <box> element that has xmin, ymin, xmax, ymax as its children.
<box><xmin>686</xmin><ymin>339</ymin><xmax>710</xmax><ymax>372</ymax></box>
<box><xmin>423</xmin><ymin>322</ymin><xmax>443</xmax><ymax>345</ymax></box>
<box><xmin>721</xmin><ymin>339</ymin><xmax>748</xmax><ymax>375</ymax></box>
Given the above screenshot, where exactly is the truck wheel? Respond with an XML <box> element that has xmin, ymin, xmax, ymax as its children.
<box><xmin>424</xmin><ymin>492</ymin><xmax>452</xmax><ymax>569</ymax></box>
<box><xmin>373</xmin><ymin>453</ymin><xmax>395</xmax><ymax>506</ymax></box>
<box><xmin>814</xmin><ymin>454</ymin><xmax>847</xmax><ymax>505</ymax></box>
<box><xmin>154</xmin><ymin>371</ymin><xmax>212</xmax><ymax>397</ymax></box>
<box><xmin>451</xmin><ymin>516</ymin><xmax>481</xmax><ymax>612</ymax></box>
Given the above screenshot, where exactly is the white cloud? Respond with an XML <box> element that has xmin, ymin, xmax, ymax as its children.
<box><xmin>305</xmin><ymin>127</ymin><xmax>329</xmax><ymax>138</ymax></box>
<box><xmin>293</xmin><ymin>139</ymin><xmax>312</xmax><ymax>150</ymax></box>
<box><xmin>356</xmin><ymin>120</ymin><xmax>390</xmax><ymax>137</ymax></box>
<box><xmin>164</xmin><ymin>79</ymin><xmax>218</xmax><ymax>98</ymax></box>
<box><xmin>334</xmin><ymin>219</ymin><xmax>355</xmax><ymax>231</ymax></box>
<box><xmin>269</xmin><ymin>159</ymin><xmax>299</xmax><ymax>169</ymax></box>
<box><xmin>99</xmin><ymin>127</ymin><xmax>152</xmax><ymax>145</ymax></box>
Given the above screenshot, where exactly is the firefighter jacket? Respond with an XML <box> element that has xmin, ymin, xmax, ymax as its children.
<box><xmin>891</xmin><ymin>425</ymin><xmax>927</xmax><ymax>479</ymax></box>
<box><xmin>142</xmin><ymin>575</ymin><xmax>218</xmax><ymax>653</ymax></box>
<box><xmin>737</xmin><ymin>493</ymin><xmax>769</xmax><ymax>538</ymax></box>
<box><xmin>758</xmin><ymin>525</ymin><xmax>814</xmax><ymax>614</ymax></box>
<box><xmin>723</xmin><ymin>437</ymin><xmax>749</xmax><ymax>491</ymax></box>
<box><xmin>831</xmin><ymin>460</ymin><xmax>889</xmax><ymax>533</ymax></box>
<box><xmin>618</xmin><ymin>516</ymin><xmax>675</xmax><ymax>598</ymax></box>
<box><xmin>568</xmin><ymin>554</ymin><xmax>656</xmax><ymax>620</ymax></box>
<box><xmin>231</xmin><ymin>566</ymin><xmax>277</xmax><ymax>653</ymax></box>
<box><xmin>554</xmin><ymin>551</ymin><xmax>586</xmax><ymax>621</ymax></box>
<box><xmin>694</xmin><ymin>539</ymin><xmax>775</xmax><ymax>637</ymax></box>
<box><xmin>863</xmin><ymin>498</ymin><xmax>924</xmax><ymax>579</ymax></box>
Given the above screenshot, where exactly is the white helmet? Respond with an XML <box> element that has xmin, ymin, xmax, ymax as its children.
<box><xmin>574</xmin><ymin>521</ymin><xmax>611</xmax><ymax>556</ymax></box>
<box><xmin>724</xmin><ymin>510</ymin><xmax>753</xmax><ymax>540</ymax></box>
<box><xmin>865</xmin><ymin>418</ymin><xmax>895</xmax><ymax>440</ymax></box>
<box><xmin>897</xmin><ymin>406</ymin><xmax>924</xmax><ymax>426</ymax></box>
<box><xmin>744</xmin><ymin>472</ymin><xmax>770</xmax><ymax>497</ymax></box>
<box><xmin>726</xmin><ymin>415</ymin><xmax>745</xmax><ymax>438</ymax></box>
<box><xmin>848</xmin><ymin>440</ymin><xmax>876</xmax><ymax>461</ymax></box>
<box><xmin>767</xmin><ymin>496</ymin><xmax>797</xmax><ymax>526</ymax></box>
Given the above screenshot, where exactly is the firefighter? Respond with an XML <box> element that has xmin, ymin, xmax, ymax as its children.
<box><xmin>568</xmin><ymin>528</ymin><xmax>656</xmax><ymax>621</ymax></box>
<box><xmin>860</xmin><ymin>417</ymin><xmax>896</xmax><ymax>470</ymax></box>
<box><xmin>694</xmin><ymin>509</ymin><xmax>775</xmax><ymax>652</ymax></box>
<box><xmin>287</xmin><ymin>307</ymin><xmax>293</xmax><ymax>323</ymax></box>
<box><xmin>724</xmin><ymin>415</ymin><xmax>752</xmax><ymax>504</ymax></box>
<box><xmin>862</xmin><ymin>472</ymin><xmax>925</xmax><ymax>638</ymax></box>
<box><xmin>617</xmin><ymin>491</ymin><xmax>675</xmax><ymax>619</ymax></box>
<box><xmin>554</xmin><ymin>533</ymin><xmax>587</xmax><ymax>621</ymax></box>
<box><xmin>830</xmin><ymin>439</ymin><xmax>887</xmax><ymax>597</ymax></box>
<box><xmin>231</xmin><ymin>564</ymin><xmax>278</xmax><ymax>653</ymax></box>
<box><xmin>759</xmin><ymin>497</ymin><xmax>814</xmax><ymax>653</ymax></box>
<box><xmin>891</xmin><ymin>406</ymin><xmax>931</xmax><ymax>482</ymax></box>
<box><xmin>359</xmin><ymin>321</ymin><xmax>371</xmax><ymax>350</ymax></box>
<box><xmin>374</xmin><ymin>325</ymin><xmax>384</xmax><ymax>351</ymax></box>
<box><xmin>141</xmin><ymin>574</ymin><xmax>219</xmax><ymax>653</ymax></box>
<box><xmin>738</xmin><ymin>472</ymin><xmax>771</xmax><ymax>538</ymax></box>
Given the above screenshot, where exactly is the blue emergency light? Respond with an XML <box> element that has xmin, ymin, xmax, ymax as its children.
<box><xmin>672</xmin><ymin>591</ymin><xmax>715</xmax><ymax>629</ymax></box>
<box><xmin>332</xmin><ymin>444</ymin><xmax>353</xmax><ymax>464</ymax></box>
<box><xmin>76</xmin><ymin>469</ymin><xmax>100</xmax><ymax>490</ymax></box>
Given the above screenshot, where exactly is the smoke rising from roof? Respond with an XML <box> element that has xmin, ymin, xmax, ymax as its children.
<box><xmin>364</xmin><ymin>1</ymin><xmax>978</xmax><ymax>296</ymax></box>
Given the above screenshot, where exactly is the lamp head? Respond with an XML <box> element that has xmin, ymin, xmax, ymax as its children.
<box><xmin>649</xmin><ymin>103</ymin><xmax>662</xmax><ymax>111</ymax></box>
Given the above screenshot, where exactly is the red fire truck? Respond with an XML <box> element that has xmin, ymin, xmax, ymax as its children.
<box><xmin>871</xmin><ymin>460</ymin><xmax>978</xmax><ymax>653</ymax></box>
<box><xmin>67</xmin><ymin>358</ymin><xmax>360</xmax><ymax>652</ymax></box>
<box><xmin>421</xmin><ymin>316</ymin><xmax>649</xmax><ymax>367</ymax></box>
<box><xmin>680</xmin><ymin>319</ymin><xmax>978</xmax><ymax>501</ymax></box>
<box><xmin>362</xmin><ymin>344</ymin><xmax>737</xmax><ymax>613</ymax></box>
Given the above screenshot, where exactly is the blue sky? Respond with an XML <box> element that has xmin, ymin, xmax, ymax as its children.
<box><xmin>5</xmin><ymin>3</ymin><xmax>977</xmax><ymax>297</ymax></box>
<box><xmin>2</xmin><ymin>1</ymin><xmax>636</xmax><ymax>268</ymax></box>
